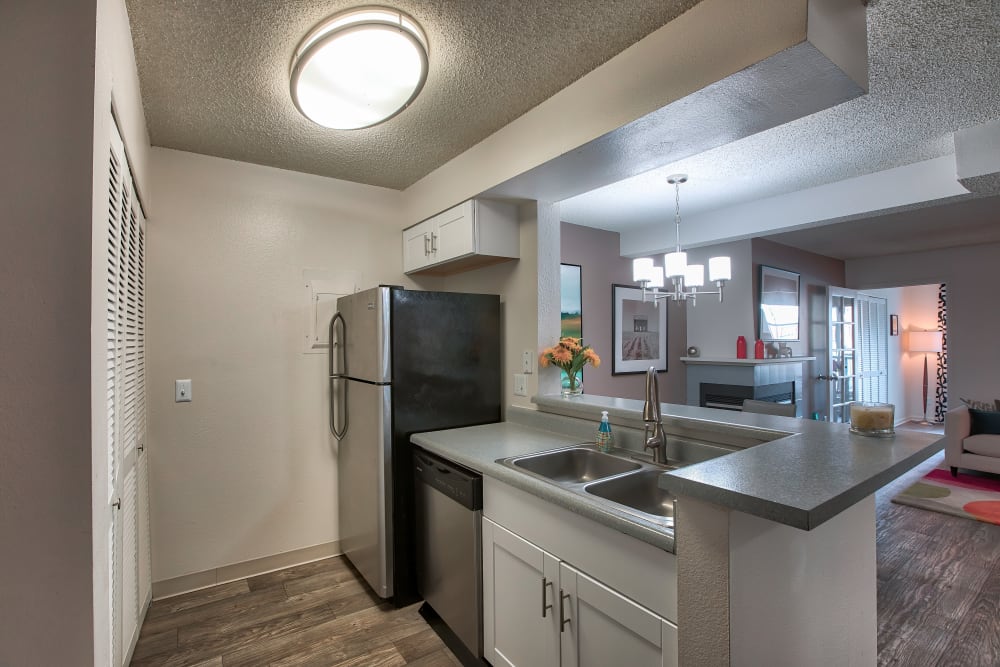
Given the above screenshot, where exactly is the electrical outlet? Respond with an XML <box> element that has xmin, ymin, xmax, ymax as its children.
<box><xmin>513</xmin><ymin>373</ymin><xmax>528</xmax><ymax>396</ymax></box>
<box><xmin>522</xmin><ymin>350</ymin><xmax>534</xmax><ymax>374</ymax></box>
<box><xmin>175</xmin><ymin>379</ymin><xmax>192</xmax><ymax>403</ymax></box>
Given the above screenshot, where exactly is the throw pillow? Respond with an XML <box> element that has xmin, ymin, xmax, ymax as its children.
<box><xmin>960</xmin><ymin>397</ymin><xmax>1000</xmax><ymax>411</ymax></box>
<box><xmin>969</xmin><ymin>408</ymin><xmax>1000</xmax><ymax>435</ymax></box>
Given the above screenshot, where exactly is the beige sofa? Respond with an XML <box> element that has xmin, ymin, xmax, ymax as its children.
<box><xmin>945</xmin><ymin>406</ymin><xmax>1000</xmax><ymax>476</ymax></box>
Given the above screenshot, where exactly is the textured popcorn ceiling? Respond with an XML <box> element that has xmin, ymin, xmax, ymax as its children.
<box><xmin>126</xmin><ymin>0</ymin><xmax>698</xmax><ymax>190</ymax></box>
<box><xmin>559</xmin><ymin>0</ymin><xmax>1000</xmax><ymax>231</ymax></box>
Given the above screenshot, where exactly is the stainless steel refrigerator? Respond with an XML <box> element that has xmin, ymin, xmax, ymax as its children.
<box><xmin>329</xmin><ymin>286</ymin><xmax>501</xmax><ymax>603</ymax></box>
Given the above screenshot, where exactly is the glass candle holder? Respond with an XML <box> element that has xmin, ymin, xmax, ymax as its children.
<box><xmin>850</xmin><ymin>402</ymin><xmax>895</xmax><ymax>437</ymax></box>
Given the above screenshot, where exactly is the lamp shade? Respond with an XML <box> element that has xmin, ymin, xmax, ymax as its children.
<box><xmin>708</xmin><ymin>256</ymin><xmax>732</xmax><ymax>282</ymax></box>
<box><xmin>632</xmin><ymin>257</ymin><xmax>654</xmax><ymax>282</ymax></box>
<box><xmin>908</xmin><ymin>330</ymin><xmax>943</xmax><ymax>353</ymax></box>
<box><xmin>664</xmin><ymin>251</ymin><xmax>687</xmax><ymax>278</ymax></box>
<box><xmin>684</xmin><ymin>264</ymin><xmax>705</xmax><ymax>287</ymax></box>
<box><xmin>646</xmin><ymin>268</ymin><xmax>665</xmax><ymax>289</ymax></box>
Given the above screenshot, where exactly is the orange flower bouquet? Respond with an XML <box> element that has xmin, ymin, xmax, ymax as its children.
<box><xmin>539</xmin><ymin>337</ymin><xmax>600</xmax><ymax>395</ymax></box>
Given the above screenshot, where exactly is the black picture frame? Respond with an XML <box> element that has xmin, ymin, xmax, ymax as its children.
<box><xmin>611</xmin><ymin>284</ymin><xmax>667</xmax><ymax>375</ymax></box>
<box><xmin>889</xmin><ymin>314</ymin><xmax>899</xmax><ymax>336</ymax></box>
<box><xmin>758</xmin><ymin>265</ymin><xmax>801</xmax><ymax>342</ymax></box>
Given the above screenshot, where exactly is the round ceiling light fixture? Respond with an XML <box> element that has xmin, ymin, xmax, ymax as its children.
<box><xmin>290</xmin><ymin>7</ymin><xmax>428</xmax><ymax>130</ymax></box>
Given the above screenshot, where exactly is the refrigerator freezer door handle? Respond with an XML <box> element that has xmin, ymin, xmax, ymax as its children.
<box><xmin>329</xmin><ymin>312</ymin><xmax>345</xmax><ymax>378</ymax></box>
<box><xmin>330</xmin><ymin>377</ymin><xmax>348</xmax><ymax>439</ymax></box>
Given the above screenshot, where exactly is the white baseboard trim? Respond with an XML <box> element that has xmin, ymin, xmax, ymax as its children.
<box><xmin>152</xmin><ymin>540</ymin><xmax>342</xmax><ymax>600</ymax></box>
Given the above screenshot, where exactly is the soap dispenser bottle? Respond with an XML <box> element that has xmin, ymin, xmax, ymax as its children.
<box><xmin>596</xmin><ymin>411</ymin><xmax>614</xmax><ymax>453</ymax></box>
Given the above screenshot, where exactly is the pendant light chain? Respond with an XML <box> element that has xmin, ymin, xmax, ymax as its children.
<box><xmin>674</xmin><ymin>180</ymin><xmax>682</xmax><ymax>253</ymax></box>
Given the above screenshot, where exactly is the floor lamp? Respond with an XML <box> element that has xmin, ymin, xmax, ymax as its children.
<box><xmin>908</xmin><ymin>330</ymin><xmax>943</xmax><ymax>425</ymax></box>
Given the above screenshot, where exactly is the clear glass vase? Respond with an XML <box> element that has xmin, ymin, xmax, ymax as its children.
<box><xmin>561</xmin><ymin>371</ymin><xmax>583</xmax><ymax>397</ymax></box>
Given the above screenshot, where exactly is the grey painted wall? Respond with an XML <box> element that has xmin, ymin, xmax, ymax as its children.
<box><xmin>848</xmin><ymin>242</ymin><xmax>997</xmax><ymax>410</ymax></box>
<box><xmin>0</xmin><ymin>3</ymin><xmax>99</xmax><ymax>664</ymax></box>
<box><xmin>751</xmin><ymin>238</ymin><xmax>845</xmax><ymax>417</ymax></box>
<box><xmin>560</xmin><ymin>222</ymin><xmax>687</xmax><ymax>402</ymax></box>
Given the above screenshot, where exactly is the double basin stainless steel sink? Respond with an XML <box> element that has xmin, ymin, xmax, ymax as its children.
<box><xmin>497</xmin><ymin>445</ymin><xmax>680</xmax><ymax>528</ymax></box>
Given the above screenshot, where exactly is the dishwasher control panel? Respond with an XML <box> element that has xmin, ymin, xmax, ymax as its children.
<box><xmin>413</xmin><ymin>447</ymin><xmax>482</xmax><ymax>511</ymax></box>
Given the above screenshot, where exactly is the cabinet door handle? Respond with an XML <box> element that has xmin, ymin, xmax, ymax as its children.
<box><xmin>541</xmin><ymin>577</ymin><xmax>553</xmax><ymax>618</ymax></box>
<box><xmin>423</xmin><ymin>233</ymin><xmax>431</xmax><ymax>256</ymax></box>
<box><xmin>430</xmin><ymin>232</ymin><xmax>438</xmax><ymax>253</ymax></box>
<box><xmin>559</xmin><ymin>590</ymin><xmax>571</xmax><ymax>631</ymax></box>
<box><xmin>112</xmin><ymin>498</ymin><xmax>121</xmax><ymax>510</ymax></box>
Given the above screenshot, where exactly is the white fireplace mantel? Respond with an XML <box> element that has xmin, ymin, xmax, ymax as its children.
<box><xmin>681</xmin><ymin>356</ymin><xmax>816</xmax><ymax>366</ymax></box>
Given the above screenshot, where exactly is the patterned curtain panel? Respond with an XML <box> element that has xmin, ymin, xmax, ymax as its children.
<box><xmin>934</xmin><ymin>283</ymin><xmax>948</xmax><ymax>423</ymax></box>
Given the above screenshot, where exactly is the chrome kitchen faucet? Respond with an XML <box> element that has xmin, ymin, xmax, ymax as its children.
<box><xmin>643</xmin><ymin>367</ymin><xmax>668</xmax><ymax>465</ymax></box>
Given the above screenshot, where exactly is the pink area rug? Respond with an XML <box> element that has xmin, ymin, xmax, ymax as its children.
<box><xmin>892</xmin><ymin>466</ymin><xmax>1000</xmax><ymax>525</ymax></box>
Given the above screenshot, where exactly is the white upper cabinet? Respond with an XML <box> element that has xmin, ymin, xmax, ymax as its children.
<box><xmin>402</xmin><ymin>199</ymin><xmax>519</xmax><ymax>275</ymax></box>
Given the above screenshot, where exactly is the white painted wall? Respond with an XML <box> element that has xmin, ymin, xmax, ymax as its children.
<box><xmin>864</xmin><ymin>287</ymin><xmax>907</xmax><ymax>421</ymax></box>
<box><xmin>145</xmin><ymin>148</ymin><xmax>408</xmax><ymax>583</ymax></box>
<box><xmin>848</xmin><ymin>244</ymin><xmax>995</xmax><ymax>411</ymax></box>
<box><xmin>900</xmin><ymin>284</ymin><xmax>942</xmax><ymax>422</ymax></box>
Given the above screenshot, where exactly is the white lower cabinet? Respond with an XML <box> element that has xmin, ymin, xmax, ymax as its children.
<box><xmin>484</xmin><ymin>518</ymin><xmax>677</xmax><ymax>667</ymax></box>
<box><xmin>483</xmin><ymin>519</ymin><xmax>560</xmax><ymax>667</ymax></box>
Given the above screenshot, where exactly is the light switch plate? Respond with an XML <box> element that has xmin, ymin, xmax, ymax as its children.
<box><xmin>513</xmin><ymin>373</ymin><xmax>528</xmax><ymax>396</ymax></box>
<box><xmin>521</xmin><ymin>350</ymin><xmax>534</xmax><ymax>374</ymax></box>
<box><xmin>175</xmin><ymin>379</ymin><xmax>192</xmax><ymax>403</ymax></box>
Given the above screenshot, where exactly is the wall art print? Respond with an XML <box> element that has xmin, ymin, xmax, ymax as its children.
<box><xmin>612</xmin><ymin>284</ymin><xmax>667</xmax><ymax>375</ymax></box>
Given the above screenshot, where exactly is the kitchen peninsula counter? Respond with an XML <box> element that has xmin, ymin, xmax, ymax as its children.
<box><xmin>531</xmin><ymin>394</ymin><xmax>943</xmax><ymax>530</ymax></box>
<box><xmin>412</xmin><ymin>395</ymin><xmax>942</xmax><ymax>548</ymax></box>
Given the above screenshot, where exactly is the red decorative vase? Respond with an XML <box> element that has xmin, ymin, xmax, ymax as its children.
<box><xmin>754</xmin><ymin>339</ymin><xmax>765</xmax><ymax>359</ymax></box>
<box><xmin>736</xmin><ymin>335</ymin><xmax>747</xmax><ymax>359</ymax></box>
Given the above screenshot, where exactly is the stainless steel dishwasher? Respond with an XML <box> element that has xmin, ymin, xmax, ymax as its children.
<box><xmin>413</xmin><ymin>447</ymin><xmax>483</xmax><ymax>662</ymax></box>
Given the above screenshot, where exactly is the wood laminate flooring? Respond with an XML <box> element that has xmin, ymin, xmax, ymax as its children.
<box><xmin>133</xmin><ymin>448</ymin><xmax>999</xmax><ymax>666</ymax></box>
<box><xmin>130</xmin><ymin>557</ymin><xmax>461</xmax><ymax>667</ymax></box>
<box><xmin>876</xmin><ymin>450</ymin><xmax>1000</xmax><ymax>666</ymax></box>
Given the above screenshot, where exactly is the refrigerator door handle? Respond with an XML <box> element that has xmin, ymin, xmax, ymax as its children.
<box><xmin>329</xmin><ymin>312</ymin><xmax>346</xmax><ymax>378</ymax></box>
<box><xmin>331</xmin><ymin>377</ymin><xmax>348</xmax><ymax>439</ymax></box>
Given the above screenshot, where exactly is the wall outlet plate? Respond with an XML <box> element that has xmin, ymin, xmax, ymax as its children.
<box><xmin>513</xmin><ymin>373</ymin><xmax>528</xmax><ymax>396</ymax></box>
<box><xmin>175</xmin><ymin>379</ymin><xmax>192</xmax><ymax>403</ymax></box>
<box><xmin>522</xmin><ymin>350</ymin><xmax>534</xmax><ymax>374</ymax></box>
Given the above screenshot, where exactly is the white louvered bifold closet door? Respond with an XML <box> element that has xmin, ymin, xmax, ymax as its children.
<box><xmin>857</xmin><ymin>295</ymin><xmax>888</xmax><ymax>404</ymax></box>
<box><xmin>106</xmin><ymin>118</ymin><xmax>149</xmax><ymax>667</ymax></box>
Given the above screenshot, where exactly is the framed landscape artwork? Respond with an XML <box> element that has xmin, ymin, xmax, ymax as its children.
<box><xmin>560</xmin><ymin>264</ymin><xmax>583</xmax><ymax>388</ymax></box>
<box><xmin>611</xmin><ymin>284</ymin><xmax>667</xmax><ymax>375</ymax></box>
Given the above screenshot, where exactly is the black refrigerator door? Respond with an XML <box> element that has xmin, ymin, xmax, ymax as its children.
<box><xmin>388</xmin><ymin>288</ymin><xmax>501</xmax><ymax>604</ymax></box>
<box><xmin>390</xmin><ymin>289</ymin><xmax>502</xmax><ymax>434</ymax></box>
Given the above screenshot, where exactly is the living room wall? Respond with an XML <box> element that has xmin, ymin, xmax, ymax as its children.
<box><xmin>560</xmin><ymin>222</ymin><xmax>687</xmax><ymax>402</ymax></box>
<box><xmin>848</xmin><ymin>242</ymin><xmax>998</xmax><ymax>410</ymax></box>
<box><xmin>750</xmin><ymin>238</ymin><xmax>846</xmax><ymax>417</ymax></box>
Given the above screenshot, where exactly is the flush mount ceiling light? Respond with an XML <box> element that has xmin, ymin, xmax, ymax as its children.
<box><xmin>290</xmin><ymin>7</ymin><xmax>428</xmax><ymax>130</ymax></box>
<box><xmin>632</xmin><ymin>174</ymin><xmax>732</xmax><ymax>305</ymax></box>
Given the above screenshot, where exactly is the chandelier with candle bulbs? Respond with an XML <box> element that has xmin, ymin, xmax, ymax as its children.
<box><xmin>631</xmin><ymin>174</ymin><xmax>731</xmax><ymax>305</ymax></box>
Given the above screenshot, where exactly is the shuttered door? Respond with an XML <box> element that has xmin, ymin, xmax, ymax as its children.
<box><xmin>857</xmin><ymin>295</ymin><xmax>888</xmax><ymax>404</ymax></box>
<box><xmin>106</xmin><ymin>130</ymin><xmax>124</xmax><ymax>667</ymax></box>
<box><xmin>106</xmin><ymin>118</ymin><xmax>148</xmax><ymax>666</ymax></box>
